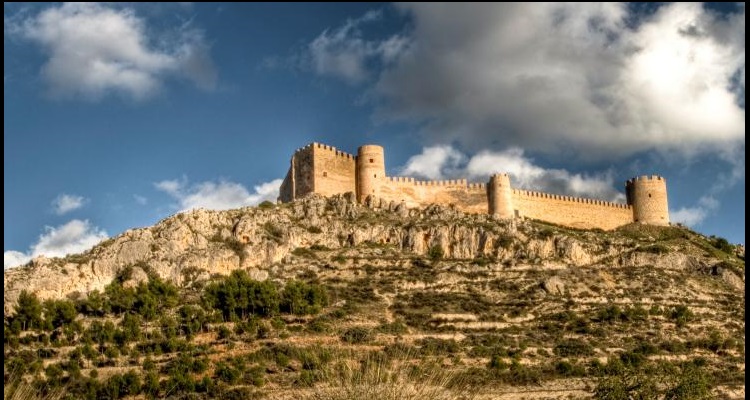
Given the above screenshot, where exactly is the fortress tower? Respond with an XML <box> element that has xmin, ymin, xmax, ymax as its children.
<box><xmin>488</xmin><ymin>173</ymin><xmax>514</xmax><ymax>219</ymax></box>
<box><xmin>356</xmin><ymin>145</ymin><xmax>386</xmax><ymax>203</ymax></box>
<box><xmin>626</xmin><ymin>175</ymin><xmax>670</xmax><ymax>226</ymax></box>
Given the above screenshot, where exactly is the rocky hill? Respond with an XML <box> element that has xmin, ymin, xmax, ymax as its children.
<box><xmin>3</xmin><ymin>194</ymin><xmax>745</xmax><ymax>399</ymax></box>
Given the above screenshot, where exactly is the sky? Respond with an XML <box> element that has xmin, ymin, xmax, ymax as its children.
<box><xmin>4</xmin><ymin>3</ymin><xmax>745</xmax><ymax>269</ymax></box>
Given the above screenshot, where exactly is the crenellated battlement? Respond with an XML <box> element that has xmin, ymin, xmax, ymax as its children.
<box><xmin>311</xmin><ymin>142</ymin><xmax>356</xmax><ymax>160</ymax></box>
<box><xmin>626</xmin><ymin>175</ymin><xmax>665</xmax><ymax>185</ymax></box>
<box><xmin>490</xmin><ymin>173</ymin><xmax>511</xmax><ymax>178</ymax></box>
<box><xmin>467</xmin><ymin>182</ymin><xmax>487</xmax><ymax>191</ymax></box>
<box><xmin>385</xmin><ymin>177</ymin><xmax>486</xmax><ymax>189</ymax></box>
<box><xmin>513</xmin><ymin>189</ymin><xmax>630</xmax><ymax>209</ymax></box>
<box><xmin>280</xmin><ymin>142</ymin><xmax>669</xmax><ymax>230</ymax></box>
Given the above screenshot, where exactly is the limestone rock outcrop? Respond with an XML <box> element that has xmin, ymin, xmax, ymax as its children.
<box><xmin>4</xmin><ymin>193</ymin><xmax>741</xmax><ymax>313</ymax></box>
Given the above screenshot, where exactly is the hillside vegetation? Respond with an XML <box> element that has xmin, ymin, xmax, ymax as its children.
<box><xmin>3</xmin><ymin>194</ymin><xmax>745</xmax><ymax>399</ymax></box>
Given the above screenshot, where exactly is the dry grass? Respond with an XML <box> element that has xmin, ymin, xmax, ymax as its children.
<box><xmin>303</xmin><ymin>352</ymin><xmax>477</xmax><ymax>400</ymax></box>
<box><xmin>3</xmin><ymin>376</ymin><xmax>63</xmax><ymax>400</ymax></box>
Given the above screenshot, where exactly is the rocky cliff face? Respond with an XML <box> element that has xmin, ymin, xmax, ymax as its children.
<box><xmin>3</xmin><ymin>193</ymin><xmax>743</xmax><ymax>313</ymax></box>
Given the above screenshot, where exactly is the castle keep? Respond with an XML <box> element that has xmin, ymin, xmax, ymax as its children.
<box><xmin>279</xmin><ymin>143</ymin><xmax>670</xmax><ymax>230</ymax></box>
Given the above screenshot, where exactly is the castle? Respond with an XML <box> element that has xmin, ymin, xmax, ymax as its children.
<box><xmin>279</xmin><ymin>143</ymin><xmax>670</xmax><ymax>230</ymax></box>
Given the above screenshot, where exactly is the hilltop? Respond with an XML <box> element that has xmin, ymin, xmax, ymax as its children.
<box><xmin>3</xmin><ymin>194</ymin><xmax>745</xmax><ymax>399</ymax></box>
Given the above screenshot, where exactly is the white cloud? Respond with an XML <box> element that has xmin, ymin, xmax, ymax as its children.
<box><xmin>154</xmin><ymin>177</ymin><xmax>283</xmax><ymax>211</ymax></box>
<box><xmin>342</xmin><ymin>3</ymin><xmax>746</xmax><ymax>163</ymax></box>
<box><xmin>400</xmin><ymin>145</ymin><xmax>625</xmax><ymax>202</ymax></box>
<box><xmin>154</xmin><ymin>179</ymin><xmax>183</xmax><ymax>197</ymax></box>
<box><xmin>134</xmin><ymin>194</ymin><xmax>148</xmax><ymax>205</ymax></box>
<box><xmin>308</xmin><ymin>9</ymin><xmax>409</xmax><ymax>84</ymax></box>
<box><xmin>4</xmin><ymin>251</ymin><xmax>31</xmax><ymax>270</ymax></box>
<box><xmin>400</xmin><ymin>145</ymin><xmax>464</xmax><ymax>180</ymax></box>
<box><xmin>4</xmin><ymin>219</ymin><xmax>109</xmax><ymax>269</ymax></box>
<box><xmin>51</xmin><ymin>193</ymin><xmax>87</xmax><ymax>215</ymax></box>
<box><xmin>7</xmin><ymin>2</ymin><xmax>216</xmax><ymax>100</ymax></box>
<box><xmin>671</xmin><ymin>195</ymin><xmax>720</xmax><ymax>227</ymax></box>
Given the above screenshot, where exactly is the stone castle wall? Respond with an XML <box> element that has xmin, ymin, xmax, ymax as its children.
<box><xmin>279</xmin><ymin>145</ymin><xmax>314</xmax><ymax>202</ymax></box>
<box><xmin>279</xmin><ymin>143</ymin><xmax>355</xmax><ymax>202</ymax></box>
<box><xmin>312</xmin><ymin>144</ymin><xmax>356</xmax><ymax>197</ymax></box>
<box><xmin>511</xmin><ymin>189</ymin><xmax>633</xmax><ymax>230</ymax></box>
<box><xmin>279</xmin><ymin>142</ymin><xmax>669</xmax><ymax>230</ymax></box>
<box><xmin>377</xmin><ymin>177</ymin><xmax>487</xmax><ymax>214</ymax></box>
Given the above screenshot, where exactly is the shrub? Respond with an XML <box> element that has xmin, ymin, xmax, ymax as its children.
<box><xmin>488</xmin><ymin>356</ymin><xmax>509</xmax><ymax>370</ymax></box>
<box><xmin>215</xmin><ymin>361</ymin><xmax>242</xmax><ymax>384</ymax></box>
<box><xmin>258</xmin><ymin>200</ymin><xmax>275</xmax><ymax>209</ymax></box>
<box><xmin>218</xmin><ymin>325</ymin><xmax>232</xmax><ymax>340</ymax></box>
<box><xmin>669</xmin><ymin>305</ymin><xmax>693</xmax><ymax>328</ymax></box>
<box><xmin>377</xmin><ymin>321</ymin><xmax>408</xmax><ymax>335</ymax></box>
<box><xmin>428</xmin><ymin>245</ymin><xmax>445</xmax><ymax>261</ymax></box>
<box><xmin>341</xmin><ymin>327</ymin><xmax>373</xmax><ymax>344</ymax></box>
<box><xmin>263</xmin><ymin>222</ymin><xmax>284</xmax><ymax>241</ymax></box>
<box><xmin>710</xmin><ymin>236</ymin><xmax>734</xmax><ymax>254</ymax></box>
<box><xmin>292</xmin><ymin>247</ymin><xmax>317</xmax><ymax>258</ymax></box>
<box><xmin>203</xmin><ymin>270</ymin><xmax>280</xmax><ymax>320</ymax></box>
<box><xmin>307</xmin><ymin>226</ymin><xmax>323</xmax><ymax>234</ymax></box>
<box><xmin>664</xmin><ymin>368</ymin><xmax>711</xmax><ymax>399</ymax></box>
<box><xmin>553</xmin><ymin>338</ymin><xmax>594</xmax><ymax>357</ymax></box>
<box><xmin>640</xmin><ymin>244</ymin><xmax>669</xmax><ymax>254</ymax></box>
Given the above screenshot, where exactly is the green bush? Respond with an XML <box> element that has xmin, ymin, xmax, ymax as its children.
<box><xmin>43</xmin><ymin>299</ymin><xmax>77</xmax><ymax>330</ymax></box>
<box><xmin>215</xmin><ymin>361</ymin><xmax>242</xmax><ymax>384</ymax></box>
<box><xmin>428</xmin><ymin>244</ymin><xmax>444</xmax><ymax>261</ymax></box>
<box><xmin>203</xmin><ymin>270</ymin><xmax>280</xmax><ymax>320</ymax></box>
<box><xmin>553</xmin><ymin>338</ymin><xmax>594</xmax><ymax>357</ymax></box>
<box><xmin>258</xmin><ymin>200</ymin><xmax>275</xmax><ymax>209</ymax></box>
<box><xmin>669</xmin><ymin>305</ymin><xmax>693</xmax><ymax>328</ymax></box>
<box><xmin>280</xmin><ymin>281</ymin><xmax>328</xmax><ymax>315</ymax></box>
<box><xmin>710</xmin><ymin>236</ymin><xmax>734</xmax><ymax>254</ymax></box>
<box><xmin>292</xmin><ymin>247</ymin><xmax>317</xmax><ymax>258</ymax></box>
<box><xmin>341</xmin><ymin>327</ymin><xmax>373</xmax><ymax>344</ymax></box>
<box><xmin>263</xmin><ymin>222</ymin><xmax>284</xmax><ymax>241</ymax></box>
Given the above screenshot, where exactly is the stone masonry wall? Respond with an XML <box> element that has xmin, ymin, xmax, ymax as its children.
<box><xmin>279</xmin><ymin>145</ymin><xmax>315</xmax><ymax>202</ymax></box>
<box><xmin>377</xmin><ymin>177</ymin><xmax>487</xmax><ymax>214</ymax></box>
<box><xmin>512</xmin><ymin>189</ymin><xmax>633</xmax><ymax>230</ymax></box>
<box><xmin>311</xmin><ymin>144</ymin><xmax>356</xmax><ymax>197</ymax></box>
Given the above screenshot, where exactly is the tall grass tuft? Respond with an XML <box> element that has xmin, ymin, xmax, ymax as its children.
<box><xmin>4</xmin><ymin>375</ymin><xmax>63</xmax><ymax>400</ymax></box>
<box><xmin>304</xmin><ymin>351</ymin><xmax>477</xmax><ymax>400</ymax></box>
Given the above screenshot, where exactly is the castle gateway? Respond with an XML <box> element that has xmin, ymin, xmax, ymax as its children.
<box><xmin>279</xmin><ymin>143</ymin><xmax>669</xmax><ymax>230</ymax></box>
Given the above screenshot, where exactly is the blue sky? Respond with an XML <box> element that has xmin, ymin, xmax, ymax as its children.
<box><xmin>4</xmin><ymin>3</ymin><xmax>745</xmax><ymax>268</ymax></box>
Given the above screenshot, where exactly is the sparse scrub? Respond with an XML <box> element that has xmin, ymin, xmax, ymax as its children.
<box><xmin>340</xmin><ymin>327</ymin><xmax>373</xmax><ymax>344</ymax></box>
<box><xmin>428</xmin><ymin>244</ymin><xmax>444</xmax><ymax>261</ymax></box>
<box><xmin>258</xmin><ymin>200</ymin><xmax>275</xmax><ymax>209</ymax></box>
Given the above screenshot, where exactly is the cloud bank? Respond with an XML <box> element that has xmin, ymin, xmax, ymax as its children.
<box><xmin>309</xmin><ymin>4</ymin><xmax>744</xmax><ymax>163</ymax></box>
<box><xmin>6</xmin><ymin>2</ymin><xmax>217</xmax><ymax>100</ymax></box>
<box><xmin>4</xmin><ymin>219</ymin><xmax>109</xmax><ymax>269</ymax></box>
<box><xmin>155</xmin><ymin>177</ymin><xmax>282</xmax><ymax>211</ymax></box>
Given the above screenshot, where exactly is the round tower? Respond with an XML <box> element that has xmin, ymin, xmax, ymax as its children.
<box><xmin>625</xmin><ymin>175</ymin><xmax>669</xmax><ymax>226</ymax></box>
<box><xmin>488</xmin><ymin>173</ymin><xmax>514</xmax><ymax>219</ymax></box>
<box><xmin>356</xmin><ymin>145</ymin><xmax>386</xmax><ymax>203</ymax></box>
